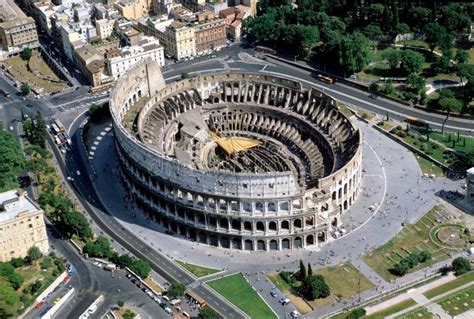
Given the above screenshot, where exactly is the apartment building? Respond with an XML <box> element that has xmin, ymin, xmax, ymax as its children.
<box><xmin>0</xmin><ymin>190</ymin><xmax>49</xmax><ymax>262</ymax></box>
<box><xmin>106</xmin><ymin>35</ymin><xmax>164</xmax><ymax>77</ymax></box>
<box><xmin>166</xmin><ymin>20</ymin><xmax>195</xmax><ymax>60</ymax></box>
<box><xmin>114</xmin><ymin>0</ymin><xmax>152</xmax><ymax>20</ymax></box>
<box><xmin>96</xmin><ymin>19</ymin><xmax>115</xmax><ymax>39</ymax></box>
<box><xmin>194</xmin><ymin>11</ymin><xmax>226</xmax><ymax>54</ymax></box>
<box><xmin>0</xmin><ymin>0</ymin><xmax>39</xmax><ymax>58</ymax></box>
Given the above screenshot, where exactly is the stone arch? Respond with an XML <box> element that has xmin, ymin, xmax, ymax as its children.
<box><xmin>281</xmin><ymin>220</ymin><xmax>290</xmax><ymax>230</ymax></box>
<box><xmin>332</xmin><ymin>218</ymin><xmax>338</xmax><ymax>227</ymax></box>
<box><xmin>269</xmin><ymin>221</ymin><xmax>277</xmax><ymax>231</ymax></box>
<box><xmin>344</xmin><ymin>183</ymin><xmax>347</xmax><ymax>195</ymax></box>
<box><xmin>269</xmin><ymin>240</ymin><xmax>278</xmax><ymax>250</ymax></box>
<box><xmin>305</xmin><ymin>216</ymin><xmax>314</xmax><ymax>226</ymax></box>
<box><xmin>220</xmin><ymin>218</ymin><xmax>229</xmax><ymax>229</ymax></box>
<box><xmin>232</xmin><ymin>238</ymin><xmax>242</xmax><ymax>250</ymax></box>
<box><xmin>231</xmin><ymin>219</ymin><xmax>241</xmax><ymax>231</ymax></box>
<box><xmin>338</xmin><ymin>188</ymin><xmax>342</xmax><ymax>199</ymax></box>
<box><xmin>318</xmin><ymin>232</ymin><xmax>326</xmax><ymax>243</ymax></box>
<box><xmin>282</xmin><ymin>238</ymin><xmax>290</xmax><ymax>249</ymax></box>
<box><xmin>257</xmin><ymin>240</ymin><xmax>266</xmax><ymax>251</ymax></box>
<box><xmin>244</xmin><ymin>239</ymin><xmax>253</xmax><ymax>251</ymax></box>
<box><xmin>343</xmin><ymin>200</ymin><xmax>348</xmax><ymax>210</ymax></box>
<box><xmin>306</xmin><ymin>235</ymin><xmax>314</xmax><ymax>246</ymax></box>
<box><xmin>332</xmin><ymin>191</ymin><xmax>336</xmax><ymax>200</ymax></box>
<box><xmin>293</xmin><ymin>219</ymin><xmax>302</xmax><ymax>229</ymax></box>
<box><xmin>220</xmin><ymin>237</ymin><xmax>230</xmax><ymax>248</ymax></box>
<box><xmin>244</xmin><ymin>221</ymin><xmax>252</xmax><ymax>231</ymax></box>
<box><xmin>294</xmin><ymin>237</ymin><xmax>302</xmax><ymax>249</ymax></box>
<box><xmin>256</xmin><ymin>221</ymin><xmax>265</xmax><ymax>232</ymax></box>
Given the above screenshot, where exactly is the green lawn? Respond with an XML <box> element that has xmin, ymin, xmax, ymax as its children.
<box><xmin>395</xmin><ymin>307</ymin><xmax>434</xmax><ymax>319</ymax></box>
<box><xmin>437</xmin><ymin>285</ymin><xmax>474</xmax><ymax>316</ymax></box>
<box><xmin>365</xmin><ymin>299</ymin><xmax>417</xmax><ymax>319</ymax></box>
<box><xmin>424</xmin><ymin>271</ymin><xmax>474</xmax><ymax>299</ymax></box>
<box><xmin>175</xmin><ymin>260</ymin><xmax>221</xmax><ymax>278</ymax></box>
<box><xmin>207</xmin><ymin>273</ymin><xmax>277</xmax><ymax>319</ymax></box>
<box><xmin>363</xmin><ymin>205</ymin><xmax>465</xmax><ymax>281</ymax></box>
<box><xmin>423</xmin><ymin>130</ymin><xmax>474</xmax><ymax>153</ymax></box>
<box><xmin>315</xmin><ymin>263</ymin><xmax>374</xmax><ymax>299</ymax></box>
<box><xmin>267</xmin><ymin>272</ymin><xmax>293</xmax><ymax>293</ymax></box>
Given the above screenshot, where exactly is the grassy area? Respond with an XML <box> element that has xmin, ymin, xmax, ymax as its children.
<box><xmin>437</xmin><ymin>285</ymin><xmax>474</xmax><ymax>316</ymax></box>
<box><xmin>424</xmin><ymin>271</ymin><xmax>474</xmax><ymax>299</ymax></box>
<box><xmin>4</xmin><ymin>52</ymin><xmax>68</xmax><ymax>93</ymax></box>
<box><xmin>398</xmin><ymin>40</ymin><xmax>430</xmax><ymax>49</ymax></box>
<box><xmin>363</xmin><ymin>205</ymin><xmax>466</xmax><ymax>282</ymax></box>
<box><xmin>366</xmin><ymin>299</ymin><xmax>417</xmax><ymax>319</ymax></box>
<box><xmin>268</xmin><ymin>263</ymin><xmax>373</xmax><ymax>311</ymax></box>
<box><xmin>422</xmin><ymin>130</ymin><xmax>474</xmax><ymax>153</ymax></box>
<box><xmin>175</xmin><ymin>260</ymin><xmax>221</xmax><ymax>278</ymax></box>
<box><xmin>414</xmin><ymin>155</ymin><xmax>444</xmax><ymax>177</ymax></box>
<box><xmin>207</xmin><ymin>273</ymin><xmax>277</xmax><ymax>319</ymax></box>
<box><xmin>395</xmin><ymin>307</ymin><xmax>434</xmax><ymax>319</ymax></box>
<box><xmin>315</xmin><ymin>263</ymin><xmax>374</xmax><ymax>299</ymax></box>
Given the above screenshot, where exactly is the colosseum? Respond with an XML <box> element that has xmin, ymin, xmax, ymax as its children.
<box><xmin>109</xmin><ymin>60</ymin><xmax>362</xmax><ymax>251</ymax></box>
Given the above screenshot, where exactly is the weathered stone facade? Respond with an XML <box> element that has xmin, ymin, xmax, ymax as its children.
<box><xmin>110</xmin><ymin>60</ymin><xmax>362</xmax><ymax>251</ymax></box>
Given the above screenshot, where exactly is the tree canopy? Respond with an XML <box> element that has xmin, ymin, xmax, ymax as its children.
<box><xmin>0</xmin><ymin>127</ymin><xmax>25</xmax><ymax>192</ymax></box>
<box><xmin>198</xmin><ymin>306</ymin><xmax>219</xmax><ymax>319</ymax></box>
<box><xmin>299</xmin><ymin>274</ymin><xmax>330</xmax><ymax>300</ymax></box>
<box><xmin>167</xmin><ymin>282</ymin><xmax>186</xmax><ymax>298</ymax></box>
<box><xmin>451</xmin><ymin>257</ymin><xmax>471</xmax><ymax>276</ymax></box>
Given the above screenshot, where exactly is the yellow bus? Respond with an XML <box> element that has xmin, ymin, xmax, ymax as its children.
<box><xmin>316</xmin><ymin>74</ymin><xmax>334</xmax><ymax>84</ymax></box>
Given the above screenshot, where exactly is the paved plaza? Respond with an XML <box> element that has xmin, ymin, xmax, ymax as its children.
<box><xmin>85</xmin><ymin>116</ymin><xmax>464</xmax><ymax>318</ymax></box>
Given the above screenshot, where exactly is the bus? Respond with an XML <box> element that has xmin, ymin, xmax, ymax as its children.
<box><xmin>88</xmin><ymin>82</ymin><xmax>113</xmax><ymax>94</ymax></box>
<box><xmin>0</xmin><ymin>88</ymin><xmax>10</xmax><ymax>97</ymax></box>
<box><xmin>404</xmin><ymin>116</ymin><xmax>429</xmax><ymax>129</ymax></box>
<box><xmin>255</xmin><ymin>46</ymin><xmax>277</xmax><ymax>55</ymax></box>
<box><xmin>316</xmin><ymin>74</ymin><xmax>334</xmax><ymax>84</ymax></box>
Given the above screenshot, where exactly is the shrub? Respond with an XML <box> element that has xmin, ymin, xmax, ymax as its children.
<box><xmin>451</xmin><ymin>257</ymin><xmax>471</xmax><ymax>276</ymax></box>
<box><xmin>299</xmin><ymin>275</ymin><xmax>330</xmax><ymax>300</ymax></box>
<box><xmin>346</xmin><ymin>308</ymin><xmax>366</xmax><ymax>319</ymax></box>
<box><xmin>280</xmin><ymin>271</ymin><xmax>296</xmax><ymax>285</ymax></box>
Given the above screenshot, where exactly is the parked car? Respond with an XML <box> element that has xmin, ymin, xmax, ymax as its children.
<box><xmin>270</xmin><ymin>291</ymin><xmax>278</xmax><ymax>298</ymax></box>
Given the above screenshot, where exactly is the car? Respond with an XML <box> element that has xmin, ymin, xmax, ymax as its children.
<box><xmin>210</xmin><ymin>54</ymin><xmax>217</xmax><ymax>58</ymax></box>
<box><xmin>163</xmin><ymin>306</ymin><xmax>173</xmax><ymax>314</ymax></box>
<box><xmin>290</xmin><ymin>310</ymin><xmax>300</xmax><ymax>318</ymax></box>
<box><xmin>153</xmin><ymin>296</ymin><xmax>161</xmax><ymax>303</ymax></box>
<box><xmin>9</xmin><ymin>126</ymin><xmax>13</xmax><ymax>131</ymax></box>
<box><xmin>54</xmin><ymin>297</ymin><xmax>61</xmax><ymax>304</ymax></box>
<box><xmin>279</xmin><ymin>297</ymin><xmax>290</xmax><ymax>305</ymax></box>
<box><xmin>76</xmin><ymin>170</ymin><xmax>81</xmax><ymax>176</ymax></box>
<box><xmin>126</xmin><ymin>273</ymin><xmax>132</xmax><ymax>279</ymax></box>
<box><xmin>93</xmin><ymin>261</ymin><xmax>102</xmax><ymax>267</ymax></box>
<box><xmin>270</xmin><ymin>291</ymin><xmax>278</xmax><ymax>298</ymax></box>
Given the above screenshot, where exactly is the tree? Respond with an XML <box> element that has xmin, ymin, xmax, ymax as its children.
<box><xmin>123</xmin><ymin>309</ymin><xmax>136</xmax><ymax>319</ymax></box>
<box><xmin>20</xmin><ymin>83</ymin><xmax>30</xmax><ymax>95</ymax></box>
<box><xmin>117</xmin><ymin>299</ymin><xmax>125</xmax><ymax>307</ymax></box>
<box><xmin>455</xmin><ymin>50</ymin><xmax>469</xmax><ymax>65</ymax></box>
<box><xmin>0</xmin><ymin>128</ymin><xmax>25</xmax><ymax>192</ymax></box>
<box><xmin>10</xmin><ymin>257</ymin><xmax>25</xmax><ymax>268</ymax></box>
<box><xmin>439</xmin><ymin>97</ymin><xmax>463</xmax><ymax>114</ymax></box>
<box><xmin>129</xmin><ymin>259</ymin><xmax>151</xmax><ymax>279</ymax></box>
<box><xmin>451</xmin><ymin>257</ymin><xmax>471</xmax><ymax>276</ymax></box>
<box><xmin>167</xmin><ymin>282</ymin><xmax>186</xmax><ymax>298</ymax></box>
<box><xmin>307</xmin><ymin>263</ymin><xmax>313</xmax><ymax>276</ymax></box>
<box><xmin>21</xmin><ymin>47</ymin><xmax>33</xmax><ymax>60</ymax></box>
<box><xmin>338</xmin><ymin>32</ymin><xmax>372</xmax><ymax>74</ymax></box>
<box><xmin>27</xmin><ymin>246</ymin><xmax>42</xmax><ymax>264</ymax></box>
<box><xmin>424</xmin><ymin>23</ymin><xmax>451</xmax><ymax>53</ymax></box>
<box><xmin>384</xmin><ymin>49</ymin><xmax>401</xmax><ymax>73</ymax></box>
<box><xmin>62</xmin><ymin>211</ymin><xmax>93</xmax><ymax>239</ymax></box>
<box><xmin>31</xmin><ymin>111</ymin><xmax>47</xmax><ymax>147</ymax></box>
<box><xmin>400</xmin><ymin>50</ymin><xmax>425</xmax><ymax>75</ymax></box>
<box><xmin>300</xmin><ymin>275</ymin><xmax>330</xmax><ymax>300</ymax></box>
<box><xmin>346</xmin><ymin>308</ymin><xmax>366</xmax><ymax>319</ymax></box>
<box><xmin>393</xmin><ymin>261</ymin><xmax>410</xmax><ymax>276</ymax></box>
<box><xmin>406</xmin><ymin>7</ymin><xmax>432</xmax><ymax>33</ymax></box>
<box><xmin>406</xmin><ymin>73</ymin><xmax>426</xmax><ymax>99</ymax></box>
<box><xmin>369</xmin><ymin>82</ymin><xmax>379</xmax><ymax>92</ymax></box>
<box><xmin>299</xmin><ymin>259</ymin><xmax>307</xmax><ymax>280</ymax></box>
<box><xmin>181</xmin><ymin>72</ymin><xmax>190</xmax><ymax>80</ymax></box>
<box><xmin>0</xmin><ymin>282</ymin><xmax>19</xmax><ymax>306</ymax></box>
<box><xmin>199</xmin><ymin>306</ymin><xmax>219</xmax><ymax>319</ymax></box>
<box><xmin>84</xmin><ymin>236</ymin><xmax>111</xmax><ymax>258</ymax></box>
<box><xmin>456</xmin><ymin>63</ymin><xmax>474</xmax><ymax>85</ymax></box>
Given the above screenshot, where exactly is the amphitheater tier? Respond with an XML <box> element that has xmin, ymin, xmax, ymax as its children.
<box><xmin>110</xmin><ymin>60</ymin><xmax>362</xmax><ymax>251</ymax></box>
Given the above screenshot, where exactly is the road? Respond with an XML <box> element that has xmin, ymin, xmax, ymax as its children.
<box><xmin>54</xmin><ymin>116</ymin><xmax>246</xmax><ymax>318</ymax></box>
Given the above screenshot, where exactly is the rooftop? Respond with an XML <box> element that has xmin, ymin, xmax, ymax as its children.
<box><xmin>0</xmin><ymin>190</ymin><xmax>40</xmax><ymax>224</ymax></box>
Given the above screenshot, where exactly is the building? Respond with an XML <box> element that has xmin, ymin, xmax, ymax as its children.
<box><xmin>153</xmin><ymin>0</ymin><xmax>174</xmax><ymax>15</ymax></box>
<box><xmin>0</xmin><ymin>0</ymin><xmax>39</xmax><ymax>59</ymax></box>
<box><xmin>0</xmin><ymin>190</ymin><xmax>49</xmax><ymax>262</ymax></box>
<box><xmin>166</xmin><ymin>20</ymin><xmax>195</xmax><ymax>60</ymax></box>
<box><xmin>114</xmin><ymin>0</ymin><xmax>152</xmax><ymax>20</ymax></box>
<box><xmin>219</xmin><ymin>4</ymin><xmax>251</xmax><ymax>40</ymax></box>
<box><xmin>106</xmin><ymin>35</ymin><xmax>164</xmax><ymax>78</ymax></box>
<box><xmin>178</xmin><ymin>0</ymin><xmax>206</xmax><ymax>12</ymax></box>
<box><xmin>194</xmin><ymin>11</ymin><xmax>226</xmax><ymax>54</ymax></box>
<box><xmin>96</xmin><ymin>19</ymin><xmax>115</xmax><ymax>40</ymax></box>
<box><xmin>110</xmin><ymin>61</ymin><xmax>362</xmax><ymax>251</ymax></box>
<box><xmin>31</xmin><ymin>2</ymin><xmax>56</xmax><ymax>35</ymax></box>
<box><xmin>74</xmin><ymin>45</ymin><xmax>109</xmax><ymax>87</ymax></box>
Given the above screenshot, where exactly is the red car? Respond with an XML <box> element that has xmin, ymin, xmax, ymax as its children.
<box><xmin>35</xmin><ymin>301</ymin><xmax>45</xmax><ymax>309</ymax></box>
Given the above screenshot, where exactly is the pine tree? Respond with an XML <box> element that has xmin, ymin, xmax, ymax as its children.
<box><xmin>299</xmin><ymin>259</ymin><xmax>307</xmax><ymax>280</ymax></box>
<box><xmin>308</xmin><ymin>263</ymin><xmax>313</xmax><ymax>276</ymax></box>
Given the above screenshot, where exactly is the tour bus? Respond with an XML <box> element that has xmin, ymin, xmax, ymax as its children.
<box><xmin>404</xmin><ymin>116</ymin><xmax>429</xmax><ymax>129</ymax></box>
<box><xmin>316</xmin><ymin>74</ymin><xmax>334</xmax><ymax>84</ymax></box>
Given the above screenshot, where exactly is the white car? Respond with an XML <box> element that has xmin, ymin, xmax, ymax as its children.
<box><xmin>164</xmin><ymin>306</ymin><xmax>173</xmax><ymax>314</ymax></box>
<box><xmin>76</xmin><ymin>170</ymin><xmax>81</xmax><ymax>176</ymax></box>
<box><xmin>290</xmin><ymin>310</ymin><xmax>300</xmax><ymax>318</ymax></box>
